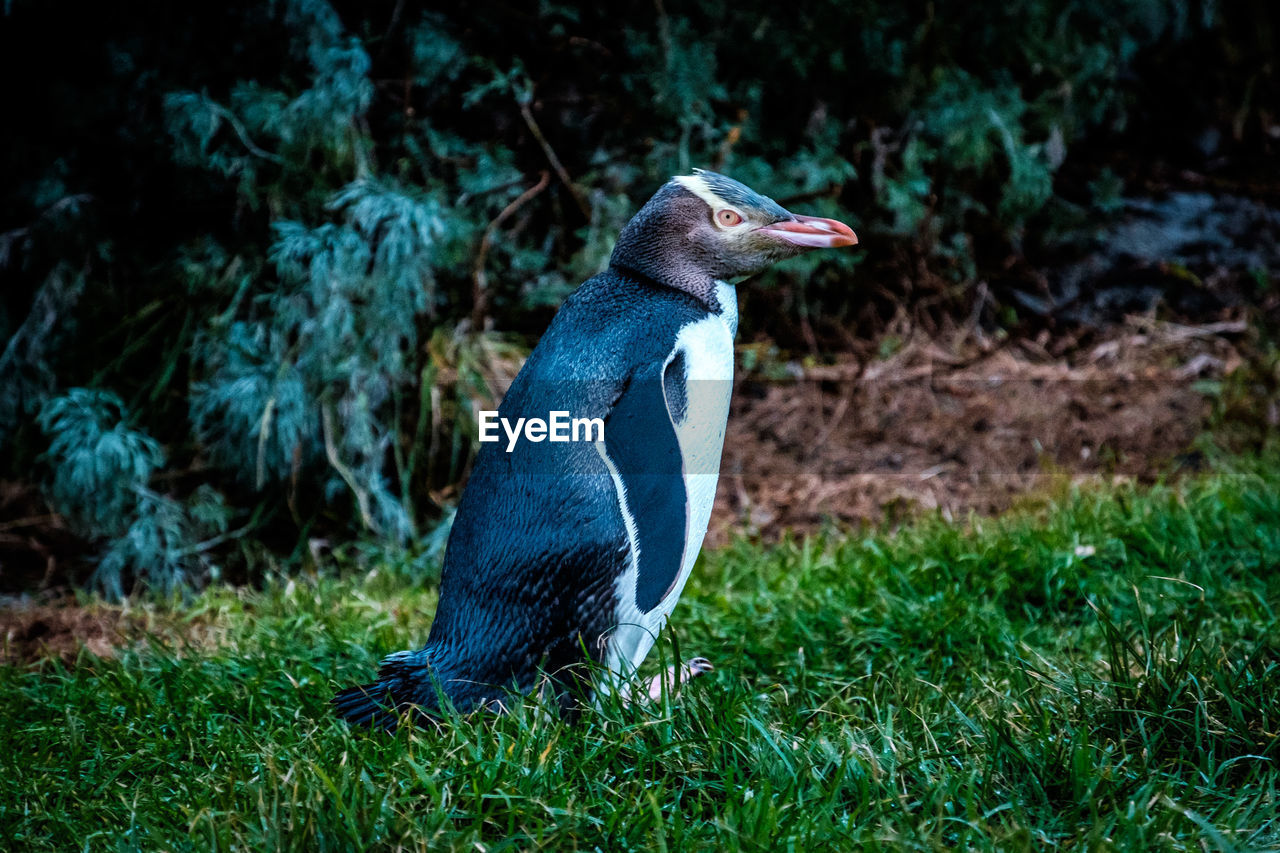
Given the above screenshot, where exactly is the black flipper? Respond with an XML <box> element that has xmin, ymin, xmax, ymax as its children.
<box><xmin>603</xmin><ymin>353</ymin><xmax>689</xmax><ymax>613</ymax></box>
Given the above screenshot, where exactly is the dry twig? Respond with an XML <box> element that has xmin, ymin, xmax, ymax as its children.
<box><xmin>517</xmin><ymin>100</ymin><xmax>591</xmax><ymax>219</ymax></box>
<box><xmin>471</xmin><ymin>171</ymin><xmax>552</xmax><ymax>330</ymax></box>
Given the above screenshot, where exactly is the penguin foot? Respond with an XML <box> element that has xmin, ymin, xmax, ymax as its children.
<box><xmin>643</xmin><ymin>656</ymin><xmax>714</xmax><ymax>701</ymax></box>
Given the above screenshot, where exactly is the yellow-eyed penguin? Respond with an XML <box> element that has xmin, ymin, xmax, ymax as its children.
<box><xmin>334</xmin><ymin>169</ymin><xmax>857</xmax><ymax>729</ymax></box>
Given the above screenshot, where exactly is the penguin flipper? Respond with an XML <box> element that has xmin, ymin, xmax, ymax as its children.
<box><xmin>332</xmin><ymin>649</ymin><xmax>439</xmax><ymax>732</ymax></box>
<box><xmin>603</xmin><ymin>357</ymin><xmax>690</xmax><ymax>614</ymax></box>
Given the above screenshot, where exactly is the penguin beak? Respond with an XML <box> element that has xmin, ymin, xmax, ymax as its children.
<box><xmin>758</xmin><ymin>214</ymin><xmax>858</xmax><ymax>249</ymax></box>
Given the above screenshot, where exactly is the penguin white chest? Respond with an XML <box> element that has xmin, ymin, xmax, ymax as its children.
<box><xmin>601</xmin><ymin>281</ymin><xmax>737</xmax><ymax>679</ymax></box>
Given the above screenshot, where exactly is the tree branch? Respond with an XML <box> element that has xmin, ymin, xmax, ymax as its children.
<box><xmin>471</xmin><ymin>170</ymin><xmax>551</xmax><ymax>330</ymax></box>
<box><xmin>518</xmin><ymin>99</ymin><xmax>591</xmax><ymax>219</ymax></box>
<box><xmin>322</xmin><ymin>404</ymin><xmax>377</xmax><ymax>533</ymax></box>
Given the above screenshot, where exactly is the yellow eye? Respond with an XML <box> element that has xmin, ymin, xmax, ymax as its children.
<box><xmin>715</xmin><ymin>209</ymin><xmax>744</xmax><ymax>227</ymax></box>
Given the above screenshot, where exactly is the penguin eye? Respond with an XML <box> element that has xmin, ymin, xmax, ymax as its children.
<box><xmin>715</xmin><ymin>209</ymin><xmax>744</xmax><ymax>228</ymax></box>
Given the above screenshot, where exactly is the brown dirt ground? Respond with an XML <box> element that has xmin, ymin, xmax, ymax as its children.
<box><xmin>710</xmin><ymin>315</ymin><xmax>1249</xmax><ymax>543</ymax></box>
<box><xmin>0</xmin><ymin>315</ymin><xmax>1258</xmax><ymax>663</ymax></box>
<box><xmin>0</xmin><ymin>597</ymin><xmax>131</xmax><ymax>664</ymax></box>
<box><xmin>0</xmin><ymin>594</ymin><xmax>226</xmax><ymax>666</ymax></box>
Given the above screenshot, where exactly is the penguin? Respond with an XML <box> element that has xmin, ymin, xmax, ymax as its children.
<box><xmin>333</xmin><ymin>169</ymin><xmax>857</xmax><ymax>730</ymax></box>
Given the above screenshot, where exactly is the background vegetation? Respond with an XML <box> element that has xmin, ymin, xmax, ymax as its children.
<box><xmin>2</xmin><ymin>0</ymin><xmax>1278</xmax><ymax>589</ymax></box>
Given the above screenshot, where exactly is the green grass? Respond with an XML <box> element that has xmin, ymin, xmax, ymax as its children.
<box><xmin>2</xmin><ymin>458</ymin><xmax>1278</xmax><ymax>851</ymax></box>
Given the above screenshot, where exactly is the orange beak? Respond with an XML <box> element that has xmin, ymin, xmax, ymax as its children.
<box><xmin>758</xmin><ymin>214</ymin><xmax>858</xmax><ymax>249</ymax></box>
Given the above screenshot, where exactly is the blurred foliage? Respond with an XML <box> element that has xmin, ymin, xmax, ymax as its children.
<box><xmin>1</xmin><ymin>0</ymin><xmax>1275</xmax><ymax>594</ymax></box>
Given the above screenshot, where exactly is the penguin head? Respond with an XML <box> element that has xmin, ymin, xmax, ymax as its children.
<box><xmin>609</xmin><ymin>169</ymin><xmax>857</xmax><ymax>302</ymax></box>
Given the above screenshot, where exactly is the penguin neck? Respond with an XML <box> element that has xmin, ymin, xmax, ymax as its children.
<box><xmin>712</xmin><ymin>279</ymin><xmax>739</xmax><ymax>336</ymax></box>
<box><xmin>610</xmin><ymin>257</ymin><xmax>726</xmax><ymax>314</ymax></box>
<box><xmin>609</xmin><ymin>185</ymin><xmax>732</xmax><ymax>314</ymax></box>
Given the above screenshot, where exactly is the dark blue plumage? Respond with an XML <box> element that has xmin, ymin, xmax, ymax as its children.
<box><xmin>333</xmin><ymin>273</ymin><xmax>707</xmax><ymax>728</ymax></box>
